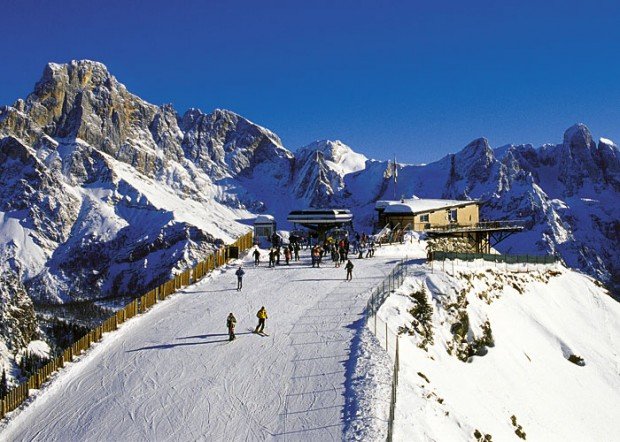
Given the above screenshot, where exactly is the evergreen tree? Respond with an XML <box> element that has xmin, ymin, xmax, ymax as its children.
<box><xmin>1</xmin><ymin>367</ymin><xmax>7</xmax><ymax>398</ymax></box>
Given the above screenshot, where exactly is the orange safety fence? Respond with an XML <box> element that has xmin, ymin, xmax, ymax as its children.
<box><xmin>0</xmin><ymin>231</ymin><xmax>253</xmax><ymax>419</ymax></box>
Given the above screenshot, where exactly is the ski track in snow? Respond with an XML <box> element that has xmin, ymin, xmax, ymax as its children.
<box><xmin>0</xmin><ymin>252</ymin><xmax>398</xmax><ymax>441</ymax></box>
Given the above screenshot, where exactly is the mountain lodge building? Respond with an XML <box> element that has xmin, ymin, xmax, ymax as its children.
<box><xmin>375</xmin><ymin>198</ymin><xmax>523</xmax><ymax>253</ymax></box>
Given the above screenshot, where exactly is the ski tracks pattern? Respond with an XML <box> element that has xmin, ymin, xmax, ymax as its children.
<box><xmin>1</xmin><ymin>255</ymin><xmax>395</xmax><ymax>441</ymax></box>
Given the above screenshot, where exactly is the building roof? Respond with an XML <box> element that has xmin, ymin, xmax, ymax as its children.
<box><xmin>377</xmin><ymin>198</ymin><xmax>479</xmax><ymax>215</ymax></box>
<box><xmin>287</xmin><ymin>209</ymin><xmax>353</xmax><ymax>225</ymax></box>
<box><xmin>254</xmin><ymin>214</ymin><xmax>276</xmax><ymax>224</ymax></box>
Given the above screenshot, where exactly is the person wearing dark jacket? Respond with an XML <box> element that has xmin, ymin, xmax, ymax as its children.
<box><xmin>226</xmin><ymin>313</ymin><xmax>237</xmax><ymax>341</ymax></box>
<box><xmin>252</xmin><ymin>248</ymin><xmax>261</xmax><ymax>266</ymax></box>
<box><xmin>345</xmin><ymin>259</ymin><xmax>354</xmax><ymax>281</ymax></box>
<box><xmin>235</xmin><ymin>266</ymin><xmax>245</xmax><ymax>291</ymax></box>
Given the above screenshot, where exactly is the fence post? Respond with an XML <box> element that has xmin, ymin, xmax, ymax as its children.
<box><xmin>385</xmin><ymin>322</ymin><xmax>389</xmax><ymax>352</ymax></box>
<box><xmin>374</xmin><ymin>309</ymin><xmax>377</xmax><ymax>334</ymax></box>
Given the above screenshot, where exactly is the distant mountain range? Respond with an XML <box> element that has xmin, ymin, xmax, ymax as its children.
<box><xmin>0</xmin><ymin>60</ymin><xmax>618</xmax><ymax>364</ymax></box>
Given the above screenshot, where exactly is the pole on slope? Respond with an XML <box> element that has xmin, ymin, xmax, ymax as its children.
<box><xmin>375</xmin><ymin>310</ymin><xmax>377</xmax><ymax>335</ymax></box>
<box><xmin>386</xmin><ymin>322</ymin><xmax>389</xmax><ymax>352</ymax></box>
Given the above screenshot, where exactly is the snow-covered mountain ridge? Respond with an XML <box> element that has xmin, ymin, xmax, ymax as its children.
<box><xmin>0</xmin><ymin>60</ymin><xmax>618</xmax><ymax>379</ymax></box>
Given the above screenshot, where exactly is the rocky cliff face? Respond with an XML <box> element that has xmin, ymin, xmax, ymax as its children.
<box><xmin>0</xmin><ymin>269</ymin><xmax>37</xmax><ymax>352</ymax></box>
<box><xmin>0</xmin><ymin>60</ymin><xmax>618</xmax><ymax>316</ymax></box>
<box><xmin>291</xmin><ymin>140</ymin><xmax>367</xmax><ymax>207</ymax></box>
<box><xmin>0</xmin><ymin>60</ymin><xmax>268</xmax><ymax>308</ymax></box>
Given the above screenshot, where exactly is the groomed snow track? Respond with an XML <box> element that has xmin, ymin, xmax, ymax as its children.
<box><xmin>1</xmin><ymin>252</ymin><xmax>397</xmax><ymax>441</ymax></box>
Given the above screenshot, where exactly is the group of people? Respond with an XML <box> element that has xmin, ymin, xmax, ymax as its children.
<box><xmin>253</xmin><ymin>243</ymin><xmax>302</xmax><ymax>267</ymax></box>
<box><xmin>226</xmin><ymin>306</ymin><xmax>268</xmax><ymax>341</ymax></box>
<box><xmin>228</xmin><ymin>234</ymin><xmax>366</xmax><ymax>339</ymax></box>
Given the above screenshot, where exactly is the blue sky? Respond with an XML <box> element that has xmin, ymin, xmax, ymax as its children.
<box><xmin>1</xmin><ymin>0</ymin><xmax>618</xmax><ymax>163</ymax></box>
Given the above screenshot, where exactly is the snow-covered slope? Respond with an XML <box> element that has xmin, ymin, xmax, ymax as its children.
<box><xmin>375</xmin><ymin>251</ymin><xmax>620</xmax><ymax>441</ymax></box>
<box><xmin>2</xmin><ymin>240</ymin><xmax>617</xmax><ymax>441</ymax></box>
<box><xmin>0</xmin><ymin>59</ymin><xmax>618</xmax><ymax>388</ymax></box>
<box><xmin>0</xmin><ymin>251</ymin><xmax>396</xmax><ymax>441</ymax></box>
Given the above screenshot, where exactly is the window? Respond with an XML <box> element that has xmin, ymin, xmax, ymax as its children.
<box><xmin>449</xmin><ymin>209</ymin><xmax>458</xmax><ymax>222</ymax></box>
<box><xmin>255</xmin><ymin>226</ymin><xmax>272</xmax><ymax>237</ymax></box>
<box><xmin>420</xmin><ymin>214</ymin><xmax>429</xmax><ymax>222</ymax></box>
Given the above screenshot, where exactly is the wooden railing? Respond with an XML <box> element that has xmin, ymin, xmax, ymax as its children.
<box><xmin>0</xmin><ymin>231</ymin><xmax>253</xmax><ymax>420</ymax></box>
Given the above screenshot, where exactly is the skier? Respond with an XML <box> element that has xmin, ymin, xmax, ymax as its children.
<box><xmin>226</xmin><ymin>312</ymin><xmax>237</xmax><ymax>341</ymax></box>
<box><xmin>235</xmin><ymin>266</ymin><xmax>245</xmax><ymax>291</ymax></box>
<box><xmin>252</xmin><ymin>248</ymin><xmax>261</xmax><ymax>266</ymax></box>
<box><xmin>334</xmin><ymin>247</ymin><xmax>341</xmax><ymax>267</ymax></box>
<box><xmin>312</xmin><ymin>246</ymin><xmax>321</xmax><ymax>268</ymax></box>
<box><xmin>293</xmin><ymin>242</ymin><xmax>300</xmax><ymax>261</ymax></box>
<box><xmin>345</xmin><ymin>259</ymin><xmax>354</xmax><ymax>281</ymax></box>
<box><xmin>275</xmin><ymin>247</ymin><xmax>281</xmax><ymax>265</ymax></box>
<box><xmin>268</xmin><ymin>248</ymin><xmax>276</xmax><ymax>267</ymax></box>
<box><xmin>254</xmin><ymin>306</ymin><xmax>268</xmax><ymax>334</ymax></box>
<box><xmin>284</xmin><ymin>247</ymin><xmax>291</xmax><ymax>265</ymax></box>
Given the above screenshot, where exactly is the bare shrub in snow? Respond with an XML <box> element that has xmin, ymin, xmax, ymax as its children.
<box><xmin>510</xmin><ymin>415</ymin><xmax>527</xmax><ymax>440</ymax></box>
<box><xmin>474</xmin><ymin>429</ymin><xmax>493</xmax><ymax>441</ymax></box>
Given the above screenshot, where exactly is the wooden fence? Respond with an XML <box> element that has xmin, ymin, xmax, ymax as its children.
<box><xmin>0</xmin><ymin>231</ymin><xmax>254</xmax><ymax>420</ymax></box>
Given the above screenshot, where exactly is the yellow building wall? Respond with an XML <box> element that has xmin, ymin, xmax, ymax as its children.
<box><xmin>457</xmin><ymin>204</ymin><xmax>479</xmax><ymax>224</ymax></box>
<box><xmin>385</xmin><ymin>203</ymin><xmax>480</xmax><ymax>231</ymax></box>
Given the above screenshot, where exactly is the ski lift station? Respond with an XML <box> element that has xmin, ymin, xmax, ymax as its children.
<box><xmin>375</xmin><ymin>198</ymin><xmax>523</xmax><ymax>253</ymax></box>
<box><xmin>253</xmin><ymin>215</ymin><xmax>276</xmax><ymax>242</ymax></box>
<box><xmin>287</xmin><ymin>209</ymin><xmax>353</xmax><ymax>240</ymax></box>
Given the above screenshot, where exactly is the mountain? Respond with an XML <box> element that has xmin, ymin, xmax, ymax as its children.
<box><xmin>291</xmin><ymin>140</ymin><xmax>367</xmax><ymax>207</ymax></box>
<box><xmin>339</xmin><ymin>130</ymin><xmax>619</xmax><ymax>293</ymax></box>
<box><xmin>0</xmin><ymin>60</ymin><xmax>618</xmax><ymax>382</ymax></box>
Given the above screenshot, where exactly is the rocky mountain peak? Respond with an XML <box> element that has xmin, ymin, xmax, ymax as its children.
<box><xmin>558</xmin><ymin>123</ymin><xmax>604</xmax><ymax>193</ymax></box>
<box><xmin>563</xmin><ymin>123</ymin><xmax>596</xmax><ymax>153</ymax></box>
<box><xmin>457</xmin><ymin>137</ymin><xmax>494</xmax><ymax>162</ymax></box>
<box><xmin>297</xmin><ymin>140</ymin><xmax>367</xmax><ymax>174</ymax></box>
<box><xmin>596</xmin><ymin>137</ymin><xmax>620</xmax><ymax>191</ymax></box>
<box><xmin>40</xmin><ymin>60</ymin><xmax>118</xmax><ymax>92</ymax></box>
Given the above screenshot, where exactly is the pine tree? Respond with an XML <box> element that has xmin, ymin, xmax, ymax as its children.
<box><xmin>0</xmin><ymin>368</ymin><xmax>7</xmax><ymax>398</ymax></box>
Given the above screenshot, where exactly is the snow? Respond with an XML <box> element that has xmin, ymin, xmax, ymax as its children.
<box><xmin>599</xmin><ymin>137</ymin><xmax>616</xmax><ymax>147</ymax></box>
<box><xmin>378</xmin><ymin>198</ymin><xmax>476</xmax><ymax>214</ymax></box>
<box><xmin>299</xmin><ymin>140</ymin><xmax>368</xmax><ymax>176</ymax></box>
<box><xmin>1</xmin><ymin>238</ymin><xmax>619</xmax><ymax>441</ymax></box>
<box><xmin>0</xmin><ymin>250</ymin><xmax>399</xmax><ymax>441</ymax></box>
<box><xmin>0</xmin><ymin>212</ymin><xmax>47</xmax><ymax>279</ymax></box>
<box><xmin>373</xmin><ymin>254</ymin><xmax>620</xmax><ymax>441</ymax></box>
<box><xmin>255</xmin><ymin>214</ymin><xmax>275</xmax><ymax>224</ymax></box>
<box><xmin>25</xmin><ymin>341</ymin><xmax>50</xmax><ymax>359</ymax></box>
<box><xmin>111</xmin><ymin>160</ymin><xmax>249</xmax><ymax>243</ymax></box>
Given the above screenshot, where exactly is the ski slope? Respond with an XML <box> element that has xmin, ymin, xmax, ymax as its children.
<box><xmin>1</xmin><ymin>251</ymin><xmax>399</xmax><ymax>441</ymax></box>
